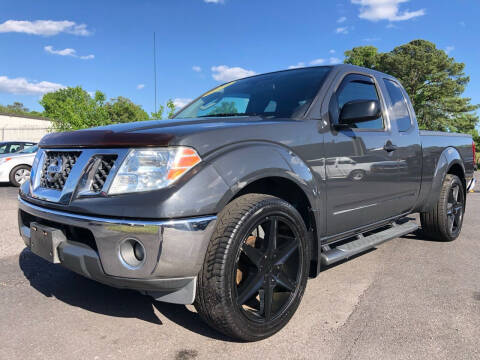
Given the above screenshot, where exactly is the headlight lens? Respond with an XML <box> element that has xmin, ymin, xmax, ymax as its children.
<box><xmin>108</xmin><ymin>147</ymin><xmax>201</xmax><ymax>195</ymax></box>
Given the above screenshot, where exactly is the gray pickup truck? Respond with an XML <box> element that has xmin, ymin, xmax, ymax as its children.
<box><xmin>18</xmin><ymin>65</ymin><xmax>475</xmax><ymax>341</ymax></box>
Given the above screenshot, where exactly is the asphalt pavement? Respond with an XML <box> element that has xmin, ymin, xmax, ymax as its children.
<box><xmin>1</xmin><ymin>175</ymin><xmax>479</xmax><ymax>360</ymax></box>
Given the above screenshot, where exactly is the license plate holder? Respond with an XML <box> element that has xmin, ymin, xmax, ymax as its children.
<box><xmin>30</xmin><ymin>222</ymin><xmax>65</xmax><ymax>263</ymax></box>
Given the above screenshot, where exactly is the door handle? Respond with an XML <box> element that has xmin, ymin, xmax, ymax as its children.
<box><xmin>384</xmin><ymin>141</ymin><xmax>398</xmax><ymax>152</ymax></box>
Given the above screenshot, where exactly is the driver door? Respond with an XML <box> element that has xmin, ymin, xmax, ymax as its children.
<box><xmin>324</xmin><ymin>73</ymin><xmax>401</xmax><ymax>236</ymax></box>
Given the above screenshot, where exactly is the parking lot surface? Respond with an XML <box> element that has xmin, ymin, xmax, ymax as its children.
<box><xmin>1</xmin><ymin>175</ymin><xmax>479</xmax><ymax>360</ymax></box>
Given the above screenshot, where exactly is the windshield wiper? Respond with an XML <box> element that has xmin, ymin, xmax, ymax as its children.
<box><xmin>198</xmin><ymin>113</ymin><xmax>266</xmax><ymax>118</ymax></box>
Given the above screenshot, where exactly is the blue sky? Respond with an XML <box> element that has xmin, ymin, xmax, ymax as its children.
<box><xmin>1</xmin><ymin>0</ymin><xmax>479</xmax><ymax>120</ymax></box>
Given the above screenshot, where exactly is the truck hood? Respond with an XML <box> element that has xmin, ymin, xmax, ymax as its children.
<box><xmin>39</xmin><ymin>116</ymin><xmax>280</xmax><ymax>149</ymax></box>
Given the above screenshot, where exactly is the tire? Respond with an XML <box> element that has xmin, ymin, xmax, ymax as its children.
<box><xmin>9</xmin><ymin>165</ymin><xmax>31</xmax><ymax>187</ymax></box>
<box><xmin>194</xmin><ymin>194</ymin><xmax>310</xmax><ymax>341</ymax></box>
<box><xmin>349</xmin><ymin>169</ymin><xmax>366</xmax><ymax>181</ymax></box>
<box><xmin>420</xmin><ymin>174</ymin><xmax>465</xmax><ymax>242</ymax></box>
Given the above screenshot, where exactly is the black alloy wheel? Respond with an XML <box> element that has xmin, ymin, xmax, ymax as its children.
<box><xmin>446</xmin><ymin>181</ymin><xmax>464</xmax><ymax>237</ymax></box>
<box><xmin>234</xmin><ymin>215</ymin><xmax>303</xmax><ymax>322</ymax></box>
<box><xmin>420</xmin><ymin>174</ymin><xmax>465</xmax><ymax>242</ymax></box>
<box><xmin>195</xmin><ymin>194</ymin><xmax>310</xmax><ymax>341</ymax></box>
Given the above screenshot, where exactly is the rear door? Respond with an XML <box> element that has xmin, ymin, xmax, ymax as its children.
<box><xmin>324</xmin><ymin>73</ymin><xmax>404</xmax><ymax>235</ymax></box>
<box><xmin>380</xmin><ymin>78</ymin><xmax>422</xmax><ymax>214</ymax></box>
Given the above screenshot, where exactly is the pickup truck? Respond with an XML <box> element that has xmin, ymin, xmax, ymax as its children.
<box><xmin>18</xmin><ymin>65</ymin><xmax>476</xmax><ymax>341</ymax></box>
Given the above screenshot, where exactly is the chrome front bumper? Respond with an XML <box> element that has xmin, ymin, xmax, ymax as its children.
<box><xmin>18</xmin><ymin>197</ymin><xmax>217</xmax><ymax>304</ymax></box>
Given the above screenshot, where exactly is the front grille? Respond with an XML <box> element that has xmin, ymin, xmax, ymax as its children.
<box><xmin>40</xmin><ymin>151</ymin><xmax>81</xmax><ymax>190</ymax></box>
<box><xmin>91</xmin><ymin>155</ymin><xmax>117</xmax><ymax>192</ymax></box>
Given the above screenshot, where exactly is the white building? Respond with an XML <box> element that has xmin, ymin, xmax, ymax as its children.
<box><xmin>0</xmin><ymin>112</ymin><xmax>52</xmax><ymax>142</ymax></box>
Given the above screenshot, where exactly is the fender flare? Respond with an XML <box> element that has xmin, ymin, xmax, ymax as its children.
<box><xmin>207</xmin><ymin>142</ymin><xmax>319</xmax><ymax>213</ymax></box>
<box><xmin>420</xmin><ymin>146</ymin><xmax>465</xmax><ymax>212</ymax></box>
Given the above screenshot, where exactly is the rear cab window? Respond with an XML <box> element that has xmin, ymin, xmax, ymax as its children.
<box><xmin>383</xmin><ymin>79</ymin><xmax>412</xmax><ymax>132</ymax></box>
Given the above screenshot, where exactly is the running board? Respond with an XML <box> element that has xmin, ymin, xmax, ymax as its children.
<box><xmin>320</xmin><ymin>221</ymin><xmax>418</xmax><ymax>267</ymax></box>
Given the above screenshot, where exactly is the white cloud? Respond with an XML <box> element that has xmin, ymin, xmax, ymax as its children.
<box><xmin>173</xmin><ymin>98</ymin><xmax>192</xmax><ymax>109</ymax></box>
<box><xmin>137</xmin><ymin>84</ymin><xmax>145</xmax><ymax>90</ymax></box>
<box><xmin>309</xmin><ymin>58</ymin><xmax>325</xmax><ymax>66</ymax></box>
<box><xmin>329</xmin><ymin>57</ymin><xmax>342</xmax><ymax>64</ymax></box>
<box><xmin>192</xmin><ymin>65</ymin><xmax>202</xmax><ymax>72</ymax></box>
<box><xmin>329</xmin><ymin>49</ymin><xmax>336</xmax><ymax>54</ymax></box>
<box><xmin>337</xmin><ymin>16</ymin><xmax>347</xmax><ymax>23</ymax></box>
<box><xmin>211</xmin><ymin>65</ymin><xmax>256</xmax><ymax>82</ymax></box>
<box><xmin>289</xmin><ymin>56</ymin><xmax>333</xmax><ymax>69</ymax></box>
<box><xmin>288</xmin><ymin>62</ymin><xmax>306</xmax><ymax>69</ymax></box>
<box><xmin>44</xmin><ymin>45</ymin><xmax>76</xmax><ymax>56</ymax></box>
<box><xmin>0</xmin><ymin>75</ymin><xmax>64</xmax><ymax>95</ymax></box>
<box><xmin>44</xmin><ymin>45</ymin><xmax>94</xmax><ymax>60</ymax></box>
<box><xmin>459</xmin><ymin>21</ymin><xmax>466</xmax><ymax>28</ymax></box>
<box><xmin>0</xmin><ymin>20</ymin><xmax>92</xmax><ymax>36</ymax></box>
<box><xmin>445</xmin><ymin>46</ymin><xmax>454</xmax><ymax>55</ymax></box>
<box><xmin>336</xmin><ymin>26</ymin><xmax>349</xmax><ymax>34</ymax></box>
<box><xmin>351</xmin><ymin>0</ymin><xmax>425</xmax><ymax>22</ymax></box>
<box><xmin>204</xmin><ymin>0</ymin><xmax>224</xmax><ymax>3</ymax></box>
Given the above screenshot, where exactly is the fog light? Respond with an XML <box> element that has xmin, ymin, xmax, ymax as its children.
<box><xmin>133</xmin><ymin>241</ymin><xmax>145</xmax><ymax>261</ymax></box>
<box><xmin>119</xmin><ymin>239</ymin><xmax>145</xmax><ymax>268</ymax></box>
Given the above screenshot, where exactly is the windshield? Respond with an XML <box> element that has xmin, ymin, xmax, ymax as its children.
<box><xmin>18</xmin><ymin>145</ymin><xmax>38</xmax><ymax>154</ymax></box>
<box><xmin>175</xmin><ymin>67</ymin><xmax>332</xmax><ymax>119</ymax></box>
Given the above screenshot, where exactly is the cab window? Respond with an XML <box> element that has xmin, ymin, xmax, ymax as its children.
<box><xmin>9</xmin><ymin>144</ymin><xmax>21</xmax><ymax>153</ymax></box>
<box><xmin>336</xmin><ymin>75</ymin><xmax>384</xmax><ymax>130</ymax></box>
<box><xmin>383</xmin><ymin>79</ymin><xmax>412</xmax><ymax>132</ymax></box>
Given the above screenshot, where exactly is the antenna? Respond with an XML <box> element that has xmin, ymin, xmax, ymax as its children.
<box><xmin>153</xmin><ymin>32</ymin><xmax>157</xmax><ymax>114</ymax></box>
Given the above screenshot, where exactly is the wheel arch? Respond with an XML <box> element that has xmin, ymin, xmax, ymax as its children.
<box><xmin>9</xmin><ymin>163</ymin><xmax>32</xmax><ymax>186</ymax></box>
<box><xmin>209</xmin><ymin>143</ymin><xmax>321</xmax><ymax>277</ymax></box>
<box><xmin>226</xmin><ymin>176</ymin><xmax>320</xmax><ymax>277</ymax></box>
<box><xmin>420</xmin><ymin>146</ymin><xmax>466</xmax><ymax>212</ymax></box>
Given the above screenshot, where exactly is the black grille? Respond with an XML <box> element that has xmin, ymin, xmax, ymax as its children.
<box><xmin>40</xmin><ymin>151</ymin><xmax>81</xmax><ymax>190</ymax></box>
<box><xmin>91</xmin><ymin>155</ymin><xmax>117</xmax><ymax>192</ymax></box>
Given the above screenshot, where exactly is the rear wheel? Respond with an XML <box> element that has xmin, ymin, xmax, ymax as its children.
<box><xmin>420</xmin><ymin>174</ymin><xmax>465</xmax><ymax>242</ymax></box>
<box><xmin>10</xmin><ymin>165</ymin><xmax>31</xmax><ymax>187</ymax></box>
<box><xmin>194</xmin><ymin>194</ymin><xmax>310</xmax><ymax>341</ymax></box>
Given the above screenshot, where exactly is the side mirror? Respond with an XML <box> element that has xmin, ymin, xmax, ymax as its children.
<box><xmin>338</xmin><ymin>100</ymin><xmax>381</xmax><ymax>126</ymax></box>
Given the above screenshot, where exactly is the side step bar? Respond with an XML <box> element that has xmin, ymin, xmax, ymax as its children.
<box><xmin>320</xmin><ymin>221</ymin><xmax>418</xmax><ymax>267</ymax></box>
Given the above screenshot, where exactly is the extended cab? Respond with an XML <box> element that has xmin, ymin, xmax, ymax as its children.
<box><xmin>18</xmin><ymin>65</ymin><xmax>475</xmax><ymax>341</ymax></box>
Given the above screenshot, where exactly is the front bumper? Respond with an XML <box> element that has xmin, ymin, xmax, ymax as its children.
<box><xmin>18</xmin><ymin>197</ymin><xmax>217</xmax><ymax>304</ymax></box>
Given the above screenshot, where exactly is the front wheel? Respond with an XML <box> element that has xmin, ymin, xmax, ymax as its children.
<box><xmin>420</xmin><ymin>174</ymin><xmax>465</xmax><ymax>241</ymax></box>
<box><xmin>10</xmin><ymin>165</ymin><xmax>31</xmax><ymax>187</ymax></box>
<box><xmin>194</xmin><ymin>194</ymin><xmax>310</xmax><ymax>341</ymax></box>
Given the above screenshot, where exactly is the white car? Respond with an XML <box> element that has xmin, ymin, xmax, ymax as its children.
<box><xmin>0</xmin><ymin>145</ymin><xmax>38</xmax><ymax>186</ymax></box>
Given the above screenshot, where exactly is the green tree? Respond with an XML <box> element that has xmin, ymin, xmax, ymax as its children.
<box><xmin>105</xmin><ymin>96</ymin><xmax>149</xmax><ymax>123</ymax></box>
<box><xmin>40</xmin><ymin>87</ymin><xmax>109</xmax><ymax>131</ymax></box>
<box><xmin>344</xmin><ymin>46</ymin><xmax>380</xmax><ymax>69</ymax></box>
<box><xmin>7</xmin><ymin>102</ymin><xmax>29</xmax><ymax>114</ymax></box>
<box><xmin>0</xmin><ymin>102</ymin><xmax>43</xmax><ymax>116</ymax></box>
<box><xmin>150</xmin><ymin>99</ymin><xmax>176</xmax><ymax>119</ymax></box>
<box><xmin>166</xmin><ymin>99</ymin><xmax>176</xmax><ymax>119</ymax></box>
<box><xmin>344</xmin><ymin>40</ymin><xmax>479</xmax><ymax>140</ymax></box>
<box><xmin>150</xmin><ymin>105</ymin><xmax>164</xmax><ymax>120</ymax></box>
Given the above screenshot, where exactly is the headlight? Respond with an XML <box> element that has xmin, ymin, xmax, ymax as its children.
<box><xmin>108</xmin><ymin>147</ymin><xmax>201</xmax><ymax>195</ymax></box>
